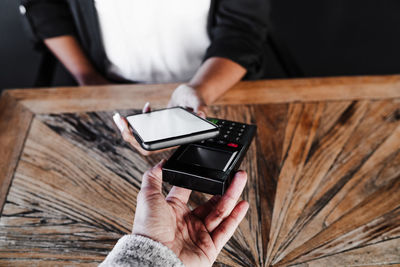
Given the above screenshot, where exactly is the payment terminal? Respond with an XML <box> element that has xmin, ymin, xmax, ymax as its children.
<box><xmin>162</xmin><ymin>118</ymin><xmax>256</xmax><ymax>195</ymax></box>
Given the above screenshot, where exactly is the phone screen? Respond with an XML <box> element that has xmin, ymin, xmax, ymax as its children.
<box><xmin>126</xmin><ymin>108</ymin><xmax>217</xmax><ymax>143</ymax></box>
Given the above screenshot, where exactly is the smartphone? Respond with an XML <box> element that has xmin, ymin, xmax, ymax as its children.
<box><xmin>126</xmin><ymin>107</ymin><xmax>219</xmax><ymax>151</ymax></box>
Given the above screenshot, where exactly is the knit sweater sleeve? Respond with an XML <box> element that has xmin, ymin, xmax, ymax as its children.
<box><xmin>99</xmin><ymin>235</ymin><xmax>185</xmax><ymax>267</ymax></box>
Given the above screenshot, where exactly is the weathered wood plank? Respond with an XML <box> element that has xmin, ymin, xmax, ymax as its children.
<box><xmin>296</xmin><ymin>206</ymin><xmax>400</xmax><ymax>264</ymax></box>
<box><xmin>1</xmin><ymin>98</ymin><xmax>399</xmax><ymax>266</ymax></box>
<box><xmin>13</xmin><ymin>119</ymin><xmax>139</xmax><ymax>232</ymax></box>
<box><xmin>8</xmin><ymin>83</ymin><xmax>177</xmax><ymax>114</ymax></box>
<box><xmin>296</xmin><ymin>238</ymin><xmax>400</xmax><ymax>267</ymax></box>
<box><xmin>210</xmin><ymin>105</ymin><xmax>269</xmax><ymax>266</ymax></box>
<box><xmin>276</xmin><ymin>174</ymin><xmax>400</xmax><ymax>266</ymax></box>
<box><xmin>0</xmin><ymin>92</ymin><xmax>33</xmax><ymax>214</ymax></box>
<box><xmin>37</xmin><ymin>110</ymin><xmax>171</xmax><ymax>190</ymax></box>
<box><xmin>5</xmin><ymin>75</ymin><xmax>400</xmax><ymax>114</ymax></box>
<box><xmin>265</xmin><ymin>99</ymin><xmax>400</xmax><ymax>266</ymax></box>
<box><xmin>273</xmin><ymin>101</ymin><xmax>400</xmax><ymax>263</ymax></box>
<box><xmin>252</xmin><ymin>104</ymin><xmax>288</xmax><ymax>264</ymax></box>
<box><xmin>269</xmin><ymin>100</ymin><xmax>370</xmax><ymax>264</ymax></box>
<box><xmin>267</xmin><ymin>102</ymin><xmax>325</xmax><ymax>264</ymax></box>
<box><xmin>0</xmin><ymin>202</ymin><xmax>117</xmax><ymax>262</ymax></box>
<box><xmin>0</xmin><ymin>119</ymin><xmax>140</xmax><ymax>265</ymax></box>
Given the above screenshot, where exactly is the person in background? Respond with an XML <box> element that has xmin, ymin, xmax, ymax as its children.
<box><xmin>22</xmin><ymin>0</ymin><xmax>269</xmax><ymax>114</ymax></box>
<box><xmin>100</xmin><ymin>161</ymin><xmax>249</xmax><ymax>267</ymax></box>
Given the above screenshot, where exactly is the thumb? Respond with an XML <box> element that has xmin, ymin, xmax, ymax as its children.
<box><xmin>142</xmin><ymin>102</ymin><xmax>151</xmax><ymax>113</ymax></box>
<box><xmin>197</xmin><ymin>105</ymin><xmax>208</xmax><ymax>119</ymax></box>
<box><xmin>141</xmin><ymin>160</ymin><xmax>166</xmax><ymax>194</ymax></box>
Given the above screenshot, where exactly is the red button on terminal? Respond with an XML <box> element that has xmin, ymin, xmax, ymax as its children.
<box><xmin>227</xmin><ymin>143</ymin><xmax>238</xmax><ymax>148</ymax></box>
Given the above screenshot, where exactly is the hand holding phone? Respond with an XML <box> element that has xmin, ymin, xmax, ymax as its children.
<box><xmin>125</xmin><ymin>107</ymin><xmax>219</xmax><ymax>151</ymax></box>
<box><xmin>113</xmin><ymin>112</ymin><xmax>160</xmax><ymax>156</ymax></box>
<box><xmin>113</xmin><ymin>107</ymin><xmax>218</xmax><ymax>155</ymax></box>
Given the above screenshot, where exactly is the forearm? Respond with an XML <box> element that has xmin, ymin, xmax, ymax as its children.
<box><xmin>188</xmin><ymin>57</ymin><xmax>246</xmax><ymax>105</ymax></box>
<box><xmin>44</xmin><ymin>35</ymin><xmax>108</xmax><ymax>85</ymax></box>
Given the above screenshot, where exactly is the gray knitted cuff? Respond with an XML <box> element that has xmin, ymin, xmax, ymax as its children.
<box><xmin>100</xmin><ymin>234</ymin><xmax>185</xmax><ymax>267</ymax></box>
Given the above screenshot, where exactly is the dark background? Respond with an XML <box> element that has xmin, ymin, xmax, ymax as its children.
<box><xmin>1</xmin><ymin>0</ymin><xmax>399</xmax><ymax>93</ymax></box>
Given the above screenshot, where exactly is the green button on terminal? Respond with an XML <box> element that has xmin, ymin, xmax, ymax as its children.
<box><xmin>208</xmin><ymin>118</ymin><xmax>219</xmax><ymax>124</ymax></box>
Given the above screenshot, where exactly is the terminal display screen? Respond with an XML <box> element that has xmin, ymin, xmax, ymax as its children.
<box><xmin>177</xmin><ymin>145</ymin><xmax>235</xmax><ymax>171</ymax></box>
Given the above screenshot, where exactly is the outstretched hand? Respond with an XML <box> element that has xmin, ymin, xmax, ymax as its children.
<box><xmin>132</xmin><ymin>161</ymin><xmax>249</xmax><ymax>267</ymax></box>
<box><xmin>167</xmin><ymin>84</ymin><xmax>208</xmax><ymax>118</ymax></box>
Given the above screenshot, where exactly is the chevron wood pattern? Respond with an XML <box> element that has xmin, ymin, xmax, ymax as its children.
<box><xmin>1</xmin><ymin>98</ymin><xmax>399</xmax><ymax>266</ymax></box>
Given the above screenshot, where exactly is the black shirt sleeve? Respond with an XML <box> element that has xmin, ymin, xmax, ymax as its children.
<box><xmin>22</xmin><ymin>0</ymin><xmax>76</xmax><ymax>40</ymax></box>
<box><xmin>204</xmin><ymin>0</ymin><xmax>270</xmax><ymax>78</ymax></box>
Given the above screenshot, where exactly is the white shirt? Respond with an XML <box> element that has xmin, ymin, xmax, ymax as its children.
<box><xmin>95</xmin><ymin>0</ymin><xmax>211</xmax><ymax>83</ymax></box>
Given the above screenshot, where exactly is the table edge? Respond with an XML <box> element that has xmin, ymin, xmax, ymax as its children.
<box><xmin>2</xmin><ymin>74</ymin><xmax>400</xmax><ymax>114</ymax></box>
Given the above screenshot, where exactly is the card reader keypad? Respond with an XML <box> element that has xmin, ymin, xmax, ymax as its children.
<box><xmin>203</xmin><ymin>118</ymin><xmax>250</xmax><ymax>147</ymax></box>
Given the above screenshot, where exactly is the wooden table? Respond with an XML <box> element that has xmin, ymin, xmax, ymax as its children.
<box><xmin>1</xmin><ymin>76</ymin><xmax>400</xmax><ymax>266</ymax></box>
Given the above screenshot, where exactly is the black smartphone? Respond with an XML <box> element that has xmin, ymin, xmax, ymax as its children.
<box><xmin>126</xmin><ymin>107</ymin><xmax>219</xmax><ymax>151</ymax></box>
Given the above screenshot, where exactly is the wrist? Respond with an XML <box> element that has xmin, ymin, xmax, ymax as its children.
<box><xmin>187</xmin><ymin>82</ymin><xmax>212</xmax><ymax>106</ymax></box>
<box><xmin>74</xmin><ymin>71</ymin><xmax>96</xmax><ymax>83</ymax></box>
<box><xmin>74</xmin><ymin>71</ymin><xmax>107</xmax><ymax>86</ymax></box>
<box><xmin>169</xmin><ymin>84</ymin><xmax>207</xmax><ymax>112</ymax></box>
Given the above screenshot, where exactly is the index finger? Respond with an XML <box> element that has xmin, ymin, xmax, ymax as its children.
<box><xmin>203</xmin><ymin>171</ymin><xmax>247</xmax><ymax>232</ymax></box>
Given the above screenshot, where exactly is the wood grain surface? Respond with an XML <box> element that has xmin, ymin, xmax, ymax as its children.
<box><xmin>5</xmin><ymin>74</ymin><xmax>400</xmax><ymax>114</ymax></box>
<box><xmin>1</xmin><ymin>96</ymin><xmax>399</xmax><ymax>266</ymax></box>
<box><xmin>1</xmin><ymin>77</ymin><xmax>400</xmax><ymax>266</ymax></box>
<box><xmin>0</xmin><ymin>92</ymin><xmax>33</xmax><ymax>214</ymax></box>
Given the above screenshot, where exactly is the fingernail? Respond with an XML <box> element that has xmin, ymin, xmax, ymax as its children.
<box><xmin>142</xmin><ymin>102</ymin><xmax>150</xmax><ymax>113</ymax></box>
<box><xmin>113</xmin><ymin>113</ymin><xmax>125</xmax><ymax>132</ymax></box>
<box><xmin>197</xmin><ymin>111</ymin><xmax>206</xmax><ymax>119</ymax></box>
